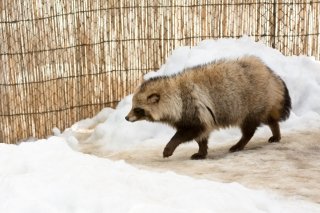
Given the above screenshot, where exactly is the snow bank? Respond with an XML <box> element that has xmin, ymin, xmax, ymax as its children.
<box><xmin>60</xmin><ymin>36</ymin><xmax>320</xmax><ymax>152</ymax></box>
<box><xmin>0</xmin><ymin>137</ymin><xmax>319</xmax><ymax>213</ymax></box>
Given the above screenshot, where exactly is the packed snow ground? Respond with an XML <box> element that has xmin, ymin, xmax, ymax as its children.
<box><xmin>106</xmin><ymin>129</ymin><xmax>320</xmax><ymax>203</ymax></box>
<box><xmin>1</xmin><ymin>37</ymin><xmax>320</xmax><ymax>212</ymax></box>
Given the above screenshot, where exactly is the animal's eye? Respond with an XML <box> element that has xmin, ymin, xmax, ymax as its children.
<box><xmin>133</xmin><ymin>107</ymin><xmax>145</xmax><ymax>116</ymax></box>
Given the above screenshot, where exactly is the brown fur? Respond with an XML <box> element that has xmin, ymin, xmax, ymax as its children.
<box><xmin>125</xmin><ymin>56</ymin><xmax>291</xmax><ymax>159</ymax></box>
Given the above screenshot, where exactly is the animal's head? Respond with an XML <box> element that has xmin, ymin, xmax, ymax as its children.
<box><xmin>125</xmin><ymin>80</ymin><xmax>163</xmax><ymax>122</ymax></box>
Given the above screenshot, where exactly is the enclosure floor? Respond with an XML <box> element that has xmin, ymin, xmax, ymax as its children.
<box><xmin>88</xmin><ymin>130</ymin><xmax>320</xmax><ymax>204</ymax></box>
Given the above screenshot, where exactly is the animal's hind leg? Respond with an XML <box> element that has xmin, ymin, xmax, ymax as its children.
<box><xmin>267</xmin><ymin>119</ymin><xmax>281</xmax><ymax>143</ymax></box>
<box><xmin>191</xmin><ymin>137</ymin><xmax>208</xmax><ymax>160</ymax></box>
<box><xmin>229</xmin><ymin>117</ymin><xmax>260</xmax><ymax>152</ymax></box>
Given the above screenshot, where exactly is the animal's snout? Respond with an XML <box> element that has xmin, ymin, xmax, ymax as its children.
<box><xmin>125</xmin><ymin>111</ymin><xmax>138</xmax><ymax>122</ymax></box>
<box><xmin>125</xmin><ymin>114</ymin><xmax>135</xmax><ymax>122</ymax></box>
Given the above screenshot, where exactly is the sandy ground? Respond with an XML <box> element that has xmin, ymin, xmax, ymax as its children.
<box><xmin>81</xmin><ymin>130</ymin><xmax>320</xmax><ymax>203</ymax></box>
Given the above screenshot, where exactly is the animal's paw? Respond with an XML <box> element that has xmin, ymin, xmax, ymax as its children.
<box><xmin>190</xmin><ymin>153</ymin><xmax>206</xmax><ymax>160</ymax></box>
<box><xmin>268</xmin><ymin>136</ymin><xmax>281</xmax><ymax>143</ymax></box>
<box><xmin>229</xmin><ymin>144</ymin><xmax>244</xmax><ymax>153</ymax></box>
<box><xmin>163</xmin><ymin>147</ymin><xmax>173</xmax><ymax>158</ymax></box>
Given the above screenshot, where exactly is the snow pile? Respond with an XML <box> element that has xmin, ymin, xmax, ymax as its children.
<box><xmin>0</xmin><ymin>137</ymin><xmax>319</xmax><ymax>213</ymax></box>
<box><xmin>61</xmin><ymin>98</ymin><xmax>175</xmax><ymax>151</ymax></box>
<box><xmin>61</xmin><ymin>36</ymin><xmax>320</xmax><ymax>152</ymax></box>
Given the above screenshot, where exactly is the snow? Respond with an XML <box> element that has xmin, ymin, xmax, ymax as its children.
<box><xmin>1</xmin><ymin>137</ymin><xmax>319</xmax><ymax>213</ymax></box>
<box><xmin>1</xmin><ymin>37</ymin><xmax>320</xmax><ymax>212</ymax></box>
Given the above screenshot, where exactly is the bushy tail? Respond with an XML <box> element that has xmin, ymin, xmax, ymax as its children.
<box><xmin>280</xmin><ymin>79</ymin><xmax>292</xmax><ymax>121</ymax></box>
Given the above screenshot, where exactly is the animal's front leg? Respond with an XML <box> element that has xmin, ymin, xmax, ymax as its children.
<box><xmin>163</xmin><ymin>127</ymin><xmax>202</xmax><ymax>158</ymax></box>
<box><xmin>191</xmin><ymin>137</ymin><xmax>208</xmax><ymax>160</ymax></box>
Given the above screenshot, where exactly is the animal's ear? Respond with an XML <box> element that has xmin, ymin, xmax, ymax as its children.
<box><xmin>147</xmin><ymin>93</ymin><xmax>160</xmax><ymax>104</ymax></box>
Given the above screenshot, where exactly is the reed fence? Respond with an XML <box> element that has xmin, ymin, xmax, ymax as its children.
<box><xmin>1</xmin><ymin>0</ymin><xmax>319</xmax><ymax>143</ymax></box>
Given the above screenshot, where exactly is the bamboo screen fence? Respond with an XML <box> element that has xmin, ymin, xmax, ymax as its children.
<box><xmin>1</xmin><ymin>0</ymin><xmax>320</xmax><ymax>143</ymax></box>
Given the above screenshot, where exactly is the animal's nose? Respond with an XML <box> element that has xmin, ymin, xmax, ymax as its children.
<box><xmin>125</xmin><ymin>116</ymin><xmax>129</xmax><ymax>121</ymax></box>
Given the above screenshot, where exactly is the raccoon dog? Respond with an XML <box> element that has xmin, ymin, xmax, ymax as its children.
<box><xmin>125</xmin><ymin>56</ymin><xmax>291</xmax><ymax>160</ymax></box>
